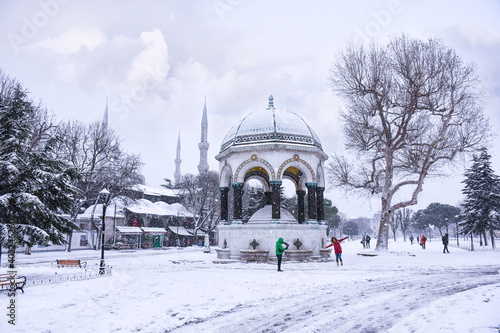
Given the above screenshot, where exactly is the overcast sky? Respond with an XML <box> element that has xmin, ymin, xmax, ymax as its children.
<box><xmin>1</xmin><ymin>0</ymin><xmax>499</xmax><ymax>218</ymax></box>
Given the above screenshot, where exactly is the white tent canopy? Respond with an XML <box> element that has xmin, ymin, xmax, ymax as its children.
<box><xmin>116</xmin><ymin>226</ymin><xmax>143</xmax><ymax>234</ymax></box>
<box><xmin>141</xmin><ymin>227</ymin><xmax>167</xmax><ymax>234</ymax></box>
<box><xmin>125</xmin><ymin>199</ymin><xmax>194</xmax><ymax>217</ymax></box>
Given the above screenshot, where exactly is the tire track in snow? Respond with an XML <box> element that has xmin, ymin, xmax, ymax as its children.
<box><xmin>168</xmin><ymin>266</ymin><xmax>500</xmax><ymax>333</ymax></box>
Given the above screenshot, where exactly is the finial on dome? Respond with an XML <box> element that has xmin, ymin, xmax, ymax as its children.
<box><xmin>267</xmin><ymin>95</ymin><xmax>274</xmax><ymax>109</ymax></box>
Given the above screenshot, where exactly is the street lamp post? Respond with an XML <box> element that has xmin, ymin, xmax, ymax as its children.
<box><xmin>99</xmin><ymin>188</ymin><xmax>111</xmax><ymax>275</ymax></box>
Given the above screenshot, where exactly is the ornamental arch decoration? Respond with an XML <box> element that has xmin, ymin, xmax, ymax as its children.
<box><xmin>233</xmin><ymin>154</ymin><xmax>275</xmax><ymax>183</ymax></box>
<box><xmin>277</xmin><ymin>154</ymin><xmax>316</xmax><ymax>183</ymax></box>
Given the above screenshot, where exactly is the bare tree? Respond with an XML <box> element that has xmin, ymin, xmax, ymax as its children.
<box><xmin>176</xmin><ymin>171</ymin><xmax>220</xmax><ymax>237</ymax></box>
<box><xmin>399</xmin><ymin>208</ymin><xmax>412</xmax><ymax>241</ymax></box>
<box><xmin>389</xmin><ymin>210</ymin><xmax>401</xmax><ymax>242</ymax></box>
<box><xmin>327</xmin><ymin>35</ymin><xmax>489</xmax><ymax>251</ymax></box>
<box><xmin>55</xmin><ymin>120</ymin><xmax>143</xmax><ymax>250</ymax></box>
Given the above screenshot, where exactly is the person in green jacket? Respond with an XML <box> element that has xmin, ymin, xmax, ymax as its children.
<box><xmin>275</xmin><ymin>237</ymin><xmax>289</xmax><ymax>272</ymax></box>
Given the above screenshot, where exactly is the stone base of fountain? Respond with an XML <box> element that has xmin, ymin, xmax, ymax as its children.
<box><xmin>217</xmin><ymin>222</ymin><xmax>328</xmax><ymax>262</ymax></box>
<box><xmin>319</xmin><ymin>248</ymin><xmax>333</xmax><ymax>261</ymax></box>
<box><xmin>284</xmin><ymin>249</ymin><xmax>313</xmax><ymax>261</ymax></box>
<box><xmin>215</xmin><ymin>248</ymin><xmax>230</xmax><ymax>259</ymax></box>
<box><xmin>239</xmin><ymin>249</ymin><xmax>269</xmax><ymax>262</ymax></box>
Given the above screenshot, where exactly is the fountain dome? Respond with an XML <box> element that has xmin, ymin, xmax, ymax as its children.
<box><xmin>219</xmin><ymin>95</ymin><xmax>323</xmax><ymax>153</ymax></box>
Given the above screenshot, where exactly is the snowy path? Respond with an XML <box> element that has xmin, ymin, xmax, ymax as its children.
<box><xmin>2</xmin><ymin>241</ymin><xmax>499</xmax><ymax>333</ymax></box>
<box><xmin>171</xmin><ymin>265</ymin><xmax>500</xmax><ymax>333</ymax></box>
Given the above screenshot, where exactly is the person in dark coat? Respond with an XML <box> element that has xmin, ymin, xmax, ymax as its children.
<box><xmin>326</xmin><ymin>236</ymin><xmax>348</xmax><ymax>266</ymax></box>
<box><xmin>442</xmin><ymin>233</ymin><xmax>450</xmax><ymax>253</ymax></box>
<box><xmin>409</xmin><ymin>235</ymin><xmax>414</xmax><ymax>245</ymax></box>
<box><xmin>365</xmin><ymin>235</ymin><xmax>371</xmax><ymax>248</ymax></box>
<box><xmin>275</xmin><ymin>238</ymin><xmax>289</xmax><ymax>272</ymax></box>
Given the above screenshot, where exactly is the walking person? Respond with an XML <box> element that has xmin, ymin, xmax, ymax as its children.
<box><xmin>365</xmin><ymin>235</ymin><xmax>371</xmax><ymax>249</ymax></box>
<box><xmin>275</xmin><ymin>237</ymin><xmax>289</xmax><ymax>272</ymax></box>
<box><xmin>361</xmin><ymin>236</ymin><xmax>366</xmax><ymax>249</ymax></box>
<box><xmin>420</xmin><ymin>235</ymin><xmax>427</xmax><ymax>249</ymax></box>
<box><xmin>442</xmin><ymin>233</ymin><xmax>450</xmax><ymax>253</ymax></box>
<box><xmin>410</xmin><ymin>235</ymin><xmax>414</xmax><ymax>245</ymax></box>
<box><xmin>326</xmin><ymin>236</ymin><xmax>348</xmax><ymax>266</ymax></box>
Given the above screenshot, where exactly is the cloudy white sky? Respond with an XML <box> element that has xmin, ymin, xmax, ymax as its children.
<box><xmin>1</xmin><ymin>0</ymin><xmax>499</xmax><ymax>218</ymax></box>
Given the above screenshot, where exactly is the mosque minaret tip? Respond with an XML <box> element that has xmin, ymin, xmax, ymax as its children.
<box><xmin>198</xmin><ymin>98</ymin><xmax>210</xmax><ymax>174</ymax></box>
<box><xmin>174</xmin><ymin>131</ymin><xmax>182</xmax><ymax>184</ymax></box>
<box><xmin>103</xmin><ymin>98</ymin><xmax>109</xmax><ymax>128</ymax></box>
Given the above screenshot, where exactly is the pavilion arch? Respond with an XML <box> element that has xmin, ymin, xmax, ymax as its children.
<box><xmin>233</xmin><ymin>155</ymin><xmax>275</xmax><ymax>184</ymax></box>
<box><xmin>316</xmin><ymin>162</ymin><xmax>326</xmax><ymax>188</ymax></box>
<box><xmin>277</xmin><ymin>155</ymin><xmax>315</xmax><ymax>183</ymax></box>
<box><xmin>296</xmin><ymin>174</ymin><xmax>307</xmax><ymax>192</ymax></box>
<box><xmin>244</xmin><ymin>175</ymin><xmax>270</xmax><ymax>192</ymax></box>
<box><xmin>219</xmin><ymin>162</ymin><xmax>233</xmax><ymax>188</ymax></box>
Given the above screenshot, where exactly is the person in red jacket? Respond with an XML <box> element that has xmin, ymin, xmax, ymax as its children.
<box><xmin>326</xmin><ymin>236</ymin><xmax>348</xmax><ymax>266</ymax></box>
<box><xmin>420</xmin><ymin>235</ymin><xmax>427</xmax><ymax>249</ymax></box>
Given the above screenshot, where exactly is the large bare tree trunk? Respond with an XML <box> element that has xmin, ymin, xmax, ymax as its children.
<box><xmin>375</xmin><ymin>197</ymin><xmax>392</xmax><ymax>251</ymax></box>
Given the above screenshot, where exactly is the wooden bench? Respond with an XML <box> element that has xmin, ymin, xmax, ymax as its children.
<box><xmin>0</xmin><ymin>273</ymin><xmax>27</xmax><ymax>293</ymax></box>
<box><xmin>56</xmin><ymin>259</ymin><xmax>87</xmax><ymax>268</ymax></box>
<box><xmin>116</xmin><ymin>243</ymin><xmax>136</xmax><ymax>250</ymax></box>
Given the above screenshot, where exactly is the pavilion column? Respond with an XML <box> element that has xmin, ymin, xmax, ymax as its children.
<box><xmin>232</xmin><ymin>182</ymin><xmax>244</xmax><ymax>224</ymax></box>
<box><xmin>219</xmin><ymin>187</ymin><xmax>229</xmax><ymax>225</ymax></box>
<box><xmin>296</xmin><ymin>190</ymin><xmax>306</xmax><ymax>224</ymax></box>
<box><xmin>316</xmin><ymin>187</ymin><xmax>325</xmax><ymax>224</ymax></box>
<box><xmin>265</xmin><ymin>191</ymin><xmax>272</xmax><ymax>205</ymax></box>
<box><xmin>270</xmin><ymin>180</ymin><xmax>282</xmax><ymax>222</ymax></box>
<box><xmin>306</xmin><ymin>182</ymin><xmax>317</xmax><ymax>224</ymax></box>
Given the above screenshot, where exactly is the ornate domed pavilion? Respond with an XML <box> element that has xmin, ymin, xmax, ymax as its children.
<box><xmin>215</xmin><ymin>95</ymin><xmax>330</xmax><ymax>261</ymax></box>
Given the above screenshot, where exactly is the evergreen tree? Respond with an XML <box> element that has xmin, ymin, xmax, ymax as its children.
<box><xmin>342</xmin><ymin>221</ymin><xmax>358</xmax><ymax>237</ymax></box>
<box><xmin>460</xmin><ymin>148</ymin><xmax>500</xmax><ymax>249</ymax></box>
<box><xmin>0</xmin><ymin>71</ymin><xmax>79</xmax><ymax>258</ymax></box>
<box><xmin>423</xmin><ymin>203</ymin><xmax>461</xmax><ymax>237</ymax></box>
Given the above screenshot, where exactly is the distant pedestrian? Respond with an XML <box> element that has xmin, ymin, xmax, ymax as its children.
<box><xmin>361</xmin><ymin>236</ymin><xmax>366</xmax><ymax>249</ymax></box>
<box><xmin>275</xmin><ymin>237</ymin><xmax>289</xmax><ymax>272</ymax></box>
<box><xmin>365</xmin><ymin>235</ymin><xmax>371</xmax><ymax>248</ymax></box>
<box><xmin>409</xmin><ymin>235</ymin><xmax>414</xmax><ymax>245</ymax></box>
<box><xmin>420</xmin><ymin>235</ymin><xmax>427</xmax><ymax>249</ymax></box>
<box><xmin>326</xmin><ymin>236</ymin><xmax>348</xmax><ymax>266</ymax></box>
<box><xmin>442</xmin><ymin>233</ymin><xmax>450</xmax><ymax>253</ymax></box>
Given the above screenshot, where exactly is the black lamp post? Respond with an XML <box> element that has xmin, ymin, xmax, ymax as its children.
<box><xmin>99</xmin><ymin>188</ymin><xmax>110</xmax><ymax>275</ymax></box>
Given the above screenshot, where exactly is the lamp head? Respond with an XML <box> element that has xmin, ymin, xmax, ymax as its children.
<box><xmin>99</xmin><ymin>188</ymin><xmax>111</xmax><ymax>203</ymax></box>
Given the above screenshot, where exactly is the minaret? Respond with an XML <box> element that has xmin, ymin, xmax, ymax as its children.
<box><xmin>103</xmin><ymin>98</ymin><xmax>109</xmax><ymax>128</ymax></box>
<box><xmin>198</xmin><ymin>98</ymin><xmax>210</xmax><ymax>174</ymax></box>
<box><xmin>174</xmin><ymin>131</ymin><xmax>182</xmax><ymax>184</ymax></box>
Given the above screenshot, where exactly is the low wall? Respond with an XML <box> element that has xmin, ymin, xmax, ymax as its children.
<box><xmin>217</xmin><ymin>223</ymin><xmax>329</xmax><ymax>260</ymax></box>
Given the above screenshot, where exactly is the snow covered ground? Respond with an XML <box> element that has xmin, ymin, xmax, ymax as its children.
<box><xmin>1</xmin><ymin>239</ymin><xmax>499</xmax><ymax>333</ymax></box>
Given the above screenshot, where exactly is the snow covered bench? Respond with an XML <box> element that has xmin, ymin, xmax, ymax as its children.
<box><xmin>56</xmin><ymin>259</ymin><xmax>87</xmax><ymax>268</ymax></box>
<box><xmin>0</xmin><ymin>273</ymin><xmax>27</xmax><ymax>293</ymax></box>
